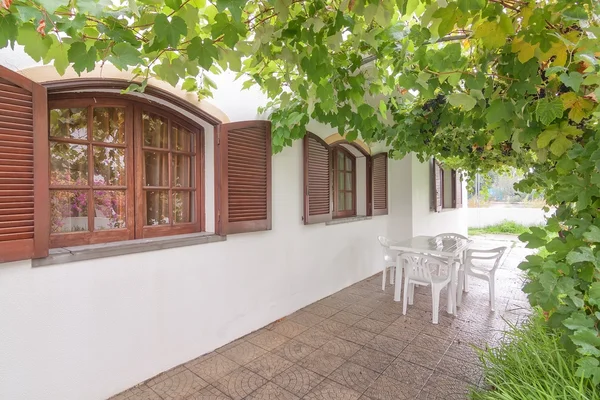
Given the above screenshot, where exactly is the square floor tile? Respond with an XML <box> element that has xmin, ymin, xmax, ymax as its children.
<box><xmin>109</xmin><ymin>385</ymin><xmax>162</xmax><ymax>400</ymax></box>
<box><xmin>411</xmin><ymin>334</ymin><xmax>452</xmax><ymax>354</ymax></box>
<box><xmin>148</xmin><ymin>369</ymin><xmax>208</xmax><ymax>400</ymax></box>
<box><xmin>304</xmin><ymin>378</ymin><xmax>362</xmax><ymax>400</ymax></box>
<box><xmin>330</xmin><ymin>311</ymin><xmax>364</xmax><ymax>325</ymax></box>
<box><xmin>299</xmin><ymin>349</ymin><xmax>346</xmax><ymax>376</ymax></box>
<box><xmin>295</xmin><ymin>327</ymin><xmax>336</xmax><ymax>348</ymax></box>
<box><xmin>382</xmin><ymin>358</ymin><xmax>432</xmax><ymax>387</ymax></box>
<box><xmin>220</xmin><ymin>341</ymin><xmax>267</xmax><ymax>365</ymax></box>
<box><xmin>353</xmin><ymin>318</ymin><xmax>391</xmax><ymax>334</ymax></box>
<box><xmin>247</xmin><ymin>330</ymin><xmax>290</xmax><ymax>351</ymax></box>
<box><xmin>364</xmin><ymin>335</ymin><xmax>409</xmax><ymax>357</ymax></box>
<box><xmin>304</xmin><ymin>304</ymin><xmax>340</xmax><ymax>318</ymax></box>
<box><xmin>424</xmin><ymin>373</ymin><xmax>472</xmax><ymax>399</ymax></box>
<box><xmin>245</xmin><ymin>353</ymin><xmax>294</xmax><ymax>380</ymax></box>
<box><xmin>349</xmin><ymin>347</ymin><xmax>395</xmax><ymax>374</ymax></box>
<box><xmin>321</xmin><ymin>337</ymin><xmax>362</xmax><ymax>359</ymax></box>
<box><xmin>363</xmin><ymin>375</ymin><xmax>421</xmax><ymax>400</ymax></box>
<box><xmin>329</xmin><ymin>361</ymin><xmax>380</xmax><ymax>393</ymax></box>
<box><xmin>269</xmin><ymin>320</ymin><xmax>309</xmax><ymax>339</ymax></box>
<box><xmin>337</xmin><ymin>327</ymin><xmax>377</xmax><ymax>346</ymax></box>
<box><xmin>289</xmin><ymin>311</ymin><xmax>326</xmax><ymax>327</ymax></box>
<box><xmin>435</xmin><ymin>355</ymin><xmax>482</xmax><ymax>386</ymax></box>
<box><xmin>214</xmin><ymin>368</ymin><xmax>267</xmax><ymax>400</ymax></box>
<box><xmin>345</xmin><ymin>304</ymin><xmax>375</xmax><ymax>317</ymax></box>
<box><xmin>246</xmin><ymin>382</ymin><xmax>300</xmax><ymax>400</ymax></box>
<box><xmin>397</xmin><ymin>344</ymin><xmax>445</xmax><ymax>370</ymax></box>
<box><xmin>271</xmin><ymin>339</ymin><xmax>316</xmax><ymax>363</ymax></box>
<box><xmin>186</xmin><ymin>355</ymin><xmax>240</xmax><ymax>383</ymax></box>
<box><xmin>272</xmin><ymin>364</ymin><xmax>326</xmax><ymax>397</ymax></box>
<box><xmin>380</xmin><ymin>326</ymin><xmax>420</xmax><ymax>342</ymax></box>
<box><xmin>187</xmin><ymin>385</ymin><xmax>233</xmax><ymax>400</ymax></box>
<box><xmin>317</xmin><ymin>319</ymin><xmax>350</xmax><ymax>336</ymax></box>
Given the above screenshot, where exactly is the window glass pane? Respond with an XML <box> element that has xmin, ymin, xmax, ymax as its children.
<box><xmin>50</xmin><ymin>108</ymin><xmax>87</xmax><ymax>139</ymax></box>
<box><xmin>145</xmin><ymin>190</ymin><xmax>169</xmax><ymax>225</ymax></box>
<box><xmin>346</xmin><ymin>157</ymin><xmax>352</xmax><ymax>171</ymax></box>
<box><xmin>144</xmin><ymin>151</ymin><xmax>169</xmax><ymax>187</ymax></box>
<box><xmin>50</xmin><ymin>142</ymin><xmax>88</xmax><ymax>185</ymax></box>
<box><xmin>172</xmin><ymin>124</ymin><xmax>193</xmax><ymax>152</ymax></box>
<box><xmin>173</xmin><ymin>191</ymin><xmax>194</xmax><ymax>223</ymax></box>
<box><xmin>346</xmin><ymin>192</ymin><xmax>353</xmax><ymax>211</ymax></box>
<box><xmin>93</xmin><ymin>107</ymin><xmax>125</xmax><ymax>143</ymax></box>
<box><xmin>94</xmin><ymin>190</ymin><xmax>126</xmax><ymax>230</ymax></box>
<box><xmin>50</xmin><ymin>190</ymin><xmax>89</xmax><ymax>233</ymax></box>
<box><xmin>93</xmin><ymin>146</ymin><xmax>126</xmax><ymax>186</ymax></box>
<box><xmin>338</xmin><ymin>190</ymin><xmax>345</xmax><ymax>211</ymax></box>
<box><xmin>172</xmin><ymin>155</ymin><xmax>193</xmax><ymax>188</ymax></box>
<box><xmin>143</xmin><ymin>112</ymin><xmax>168</xmax><ymax>148</ymax></box>
<box><xmin>338</xmin><ymin>172</ymin><xmax>344</xmax><ymax>190</ymax></box>
<box><xmin>345</xmin><ymin>172</ymin><xmax>352</xmax><ymax>190</ymax></box>
<box><xmin>337</xmin><ymin>151</ymin><xmax>345</xmax><ymax>170</ymax></box>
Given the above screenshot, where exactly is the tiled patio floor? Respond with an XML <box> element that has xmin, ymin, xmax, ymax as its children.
<box><xmin>113</xmin><ymin>239</ymin><xmax>533</xmax><ymax>400</ymax></box>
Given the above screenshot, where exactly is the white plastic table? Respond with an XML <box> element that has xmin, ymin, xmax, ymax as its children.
<box><xmin>390</xmin><ymin>235</ymin><xmax>471</xmax><ymax>315</ymax></box>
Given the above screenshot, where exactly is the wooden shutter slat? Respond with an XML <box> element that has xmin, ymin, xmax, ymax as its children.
<box><xmin>453</xmin><ymin>170</ymin><xmax>463</xmax><ymax>208</ymax></box>
<box><xmin>216</xmin><ymin>120</ymin><xmax>271</xmax><ymax>234</ymax></box>
<box><xmin>431</xmin><ymin>159</ymin><xmax>443</xmax><ymax>212</ymax></box>
<box><xmin>303</xmin><ymin>133</ymin><xmax>332</xmax><ymax>224</ymax></box>
<box><xmin>0</xmin><ymin>65</ymin><xmax>49</xmax><ymax>263</ymax></box>
<box><xmin>371</xmin><ymin>153</ymin><xmax>388</xmax><ymax>216</ymax></box>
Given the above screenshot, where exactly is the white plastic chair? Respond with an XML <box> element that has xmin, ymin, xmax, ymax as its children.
<box><xmin>377</xmin><ymin>236</ymin><xmax>396</xmax><ymax>291</ymax></box>
<box><xmin>434</xmin><ymin>232</ymin><xmax>468</xmax><ymax>262</ymax></box>
<box><xmin>400</xmin><ymin>253</ymin><xmax>452</xmax><ymax>324</ymax></box>
<box><xmin>457</xmin><ymin>247</ymin><xmax>508</xmax><ymax>311</ymax></box>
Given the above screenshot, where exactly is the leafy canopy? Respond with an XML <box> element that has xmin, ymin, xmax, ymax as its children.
<box><xmin>2</xmin><ymin>0</ymin><xmax>600</xmax><ymax>382</ymax></box>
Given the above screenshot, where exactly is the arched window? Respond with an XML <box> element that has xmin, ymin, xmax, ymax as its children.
<box><xmin>48</xmin><ymin>96</ymin><xmax>203</xmax><ymax>247</ymax></box>
<box><xmin>332</xmin><ymin>147</ymin><xmax>356</xmax><ymax>218</ymax></box>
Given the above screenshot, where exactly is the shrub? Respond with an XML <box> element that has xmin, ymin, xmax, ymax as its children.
<box><xmin>471</xmin><ymin>312</ymin><xmax>599</xmax><ymax>400</ymax></box>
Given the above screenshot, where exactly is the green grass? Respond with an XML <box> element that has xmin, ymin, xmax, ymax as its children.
<box><xmin>470</xmin><ymin>312</ymin><xmax>599</xmax><ymax>400</ymax></box>
<box><xmin>468</xmin><ymin>220</ymin><xmax>537</xmax><ymax>236</ymax></box>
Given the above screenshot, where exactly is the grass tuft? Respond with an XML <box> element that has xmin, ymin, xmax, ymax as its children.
<box><xmin>468</xmin><ymin>220</ymin><xmax>536</xmax><ymax>236</ymax></box>
<box><xmin>470</xmin><ymin>311</ymin><xmax>599</xmax><ymax>400</ymax></box>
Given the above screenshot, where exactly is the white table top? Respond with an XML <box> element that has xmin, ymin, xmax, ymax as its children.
<box><xmin>389</xmin><ymin>235</ymin><xmax>471</xmax><ymax>258</ymax></box>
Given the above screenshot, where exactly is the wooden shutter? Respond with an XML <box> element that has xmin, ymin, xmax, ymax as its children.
<box><xmin>431</xmin><ymin>159</ymin><xmax>443</xmax><ymax>212</ymax></box>
<box><xmin>303</xmin><ymin>133</ymin><xmax>332</xmax><ymax>224</ymax></box>
<box><xmin>371</xmin><ymin>153</ymin><xmax>388</xmax><ymax>216</ymax></box>
<box><xmin>452</xmin><ymin>169</ymin><xmax>463</xmax><ymax>208</ymax></box>
<box><xmin>216</xmin><ymin>120</ymin><xmax>271</xmax><ymax>234</ymax></box>
<box><xmin>0</xmin><ymin>65</ymin><xmax>49</xmax><ymax>262</ymax></box>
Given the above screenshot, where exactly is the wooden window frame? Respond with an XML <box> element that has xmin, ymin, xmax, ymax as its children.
<box><xmin>47</xmin><ymin>94</ymin><xmax>204</xmax><ymax>247</ymax></box>
<box><xmin>332</xmin><ymin>147</ymin><xmax>356</xmax><ymax>219</ymax></box>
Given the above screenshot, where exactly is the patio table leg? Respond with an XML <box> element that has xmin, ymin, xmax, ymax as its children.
<box><xmin>447</xmin><ymin>258</ymin><xmax>458</xmax><ymax>315</ymax></box>
<box><xmin>394</xmin><ymin>254</ymin><xmax>403</xmax><ymax>302</ymax></box>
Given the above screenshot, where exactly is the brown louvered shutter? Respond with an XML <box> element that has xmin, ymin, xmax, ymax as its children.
<box><xmin>452</xmin><ymin>169</ymin><xmax>463</xmax><ymax>208</ymax></box>
<box><xmin>431</xmin><ymin>159</ymin><xmax>443</xmax><ymax>212</ymax></box>
<box><xmin>216</xmin><ymin>120</ymin><xmax>271</xmax><ymax>234</ymax></box>
<box><xmin>371</xmin><ymin>153</ymin><xmax>388</xmax><ymax>216</ymax></box>
<box><xmin>0</xmin><ymin>65</ymin><xmax>49</xmax><ymax>262</ymax></box>
<box><xmin>303</xmin><ymin>132</ymin><xmax>331</xmax><ymax>224</ymax></box>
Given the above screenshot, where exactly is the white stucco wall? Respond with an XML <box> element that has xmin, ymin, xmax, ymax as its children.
<box><xmin>0</xmin><ymin>50</ymin><xmax>467</xmax><ymax>400</ymax></box>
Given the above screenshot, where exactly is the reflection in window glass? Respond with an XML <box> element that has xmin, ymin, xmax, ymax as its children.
<box><xmin>143</xmin><ymin>112</ymin><xmax>168</xmax><ymax>148</ymax></box>
<box><xmin>338</xmin><ymin>190</ymin><xmax>345</xmax><ymax>211</ymax></box>
<box><xmin>93</xmin><ymin>146</ymin><xmax>126</xmax><ymax>186</ymax></box>
<box><xmin>172</xmin><ymin>155</ymin><xmax>193</xmax><ymax>188</ymax></box>
<box><xmin>346</xmin><ymin>192</ymin><xmax>353</xmax><ymax>210</ymax></box>
<box><xmin>338</xmin><ymin>172</ymin><xmax>344</xmax><ymax>190</ymax></box>
<box><xmin>172</xmin><ymin>124</ymin><xmax>193</xmax><ymax>151</ymax></box>
<box><xmin>50</xmin><ymin>108</ymin><xmax>87</xmax><ymax>139</ymax></box>
<box><xmin>338</xmin><ymin>151</ymin><xmax>345</xmax><ymax>170</ymax></box>
<box><xmin>94</xmin><ymin>190</ymin><xmax>126</xmax><ymax>230</ymax></box>
<box><xmin>345</xmin><ymin>173</ymin><xmax>352</xmax><ymax>190</ymax></box>
<box><xmin>346</xmin><ymin>156</ymin><xmax>352</xmax><ymax>171</ymax></box>
<box><xmin>173</xmin><ymin>191</ymin><xmax>193</xmax><ymax>223</ymax></box>
<box><xmin>50</xmin><ymin>142</ymin><xmax>89</xmax><ymax>185</ymax></box>
<box><xmin>144</xmin><ymin>151</ymin><xmax>169</xmax><ymax>187</ymax></box>
<box><xmin>50</xmin><ymin>190</ymin><xmax>89</xmax><ymax>233</ymax></box>
<box><xmin>146</xmin><ymin>190</ymin><xmax>169</xmax><ymax>225</ymax></box>
<box><xmin>93</xmin><ymin>108</ymin><xmax>125</xmax><ymax>143</ymax></box>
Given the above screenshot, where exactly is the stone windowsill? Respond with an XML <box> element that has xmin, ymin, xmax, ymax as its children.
<box><xmin>326</xmin><ymin>215</ymin><xmax>371</xmax><ymax>226</ymax></box>
<box><xmin>33</xmin><ymin>232</ymin><xmax>226</xmax><ymax>267</ymax></box>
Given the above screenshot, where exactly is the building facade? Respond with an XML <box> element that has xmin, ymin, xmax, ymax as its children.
<box><xmin>0</xmin><ymin>51</ymin><xmax>467</xmax><ymax>400</ymax></box>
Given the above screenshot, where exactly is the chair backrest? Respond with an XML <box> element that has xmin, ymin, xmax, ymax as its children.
<box><xmin>435</xmin><ymin>232</ymin><xmax>468</xmax><ymax>241</ymax></box>
<box><xmin>377</xmin><ymin>235</ymin><xmax>390</xmax><ymax>248</ymax></box>
<box><xmin>466</xmin><ymin>246</ymin><xmax>508</xmax><ymax>272</ymax></box>
<box><xmin>399</xmin><ymin>252</ymin><xmax>448</xmax><ymax>283</ymax></box>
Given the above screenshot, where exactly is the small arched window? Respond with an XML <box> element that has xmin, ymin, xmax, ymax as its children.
<box><xmin>332</xmin><ymin>147</ymin><xmax>356</xmax><ymax>218</ymax></box>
